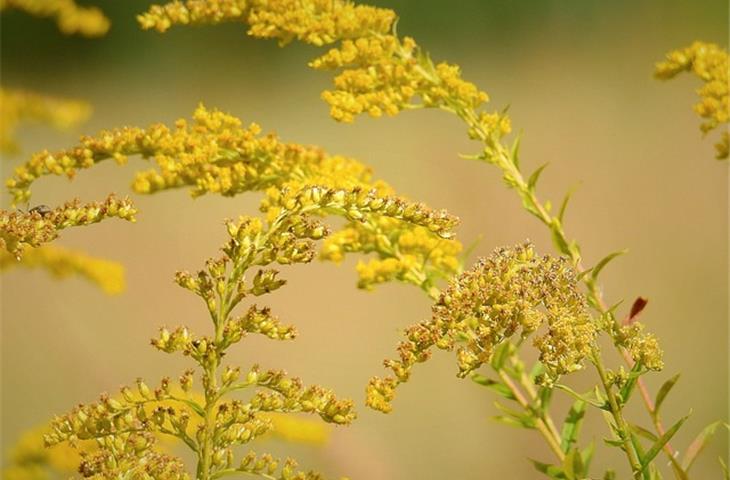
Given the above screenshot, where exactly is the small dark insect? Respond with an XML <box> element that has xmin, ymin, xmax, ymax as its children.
<box><xmin>28</xmin><ymin>204</ymin><xmax>53</xmax><ymax>217</ymax></box>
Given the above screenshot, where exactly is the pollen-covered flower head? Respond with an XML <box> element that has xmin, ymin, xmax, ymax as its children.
<box><xmin>367</xmin><ymin>243</ymin><xmax>598</xmax><ymax>413</ymax></box>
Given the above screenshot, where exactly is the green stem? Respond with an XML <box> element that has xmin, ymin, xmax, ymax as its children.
<box><xmin>592</xmin><ymin>349</ymin><xmax>644</xmax><ymax>479</ymax></box>
<box><xmin>497</xmin><ymin>369</ymin><xmax>566</xmax><ymax>463</ymax></box>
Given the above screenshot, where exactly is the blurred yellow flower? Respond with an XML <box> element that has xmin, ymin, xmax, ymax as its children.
<box><xmin>0</xmin><ymin>88</ymin><xmax>91</xmax><ymax>154</ymax></box>
<box><xmin>0</xmin><ymin>0</ymin><xmax>109</xmax><ymax>36</ymax></box>
<box><xmin>0</xmin><ymin>245</ymin><xmax>126</xmax><ymax>294</ymax></box>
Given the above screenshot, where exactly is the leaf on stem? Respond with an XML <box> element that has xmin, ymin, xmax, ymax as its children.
<box><xmin>560</xmin><ymin>400</ymin><xmax>586</xmax><ymax>452</ymax></box>
<box><xmin>654</xmin><ymin>374</ymin><xmax>680</xmax><ymax>417</ymax></box>
<box><xmin>640</xmin><ymin>413</ymin><xmax>690</xmax><ymax>471</ymax></box>
<box><xmin>682</xmin><ymin>421</ymin><xmax>727</xmax><ymax>472</ymax></box>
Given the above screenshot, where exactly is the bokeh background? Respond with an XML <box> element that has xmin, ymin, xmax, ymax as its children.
<box><xmin>1</xmin><ymin>0</ymin><xmax>728</xmax><ymax>478</ymax></box>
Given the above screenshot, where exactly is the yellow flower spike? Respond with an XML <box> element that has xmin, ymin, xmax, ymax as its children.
<box><xmin>0</xmin><ymin>195</ymin><xmax>137</xmax><ymax>258</ymax></box>
<box><xmin>0</xmin><ymin>244</ymin><xmax>126</xmax><ymax>294</ymax></box>
<box><xmin>138</xmin><ymin>0</ymin><xmax>395</xmax><ymax>46</ymax></box>
<box><xmin>367</xmin><ymin>243</ymin><xmax>598</xmax><ymax>413</ymax></box>
<box><xmin>6</xmin><ymin>105</ymin><xmax>373</xmax><ymax>204</ymax></box>
<box><xmin>0</xmin><ymin>0</ymin><xmax>110</xmax><ymax>36</ymax></box>
<box><xmin>655</xmin><ymin>41</ymin><xmax>729</xmax><ymax>160</ymax></box>
<box><xmin>0</xmin><ymin>87</ymin><xmax>91</xmax><ymax>154</ymax></box>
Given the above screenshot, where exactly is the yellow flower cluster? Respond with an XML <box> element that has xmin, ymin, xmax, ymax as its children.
<box><xmin>138</xmin><ymin>1</ymin><xmax>508</xmax><ymax>134</ymax></box>
<box><xmin>322</xmin><ymin>217</ymin><xmax>462</xmax><ymax>293</ymax></box>
<box><xmin>0</xmin><ymin>195</ymin><xmax>137</xmax><ymax>258</ymax></box>
<box><xmin>314</xmin><ymin>35</ymin><xmax>490</xmax><ymax>123</ymax></box>
<box><xmin>5</xmin><ymin>401</ymin><xmax>327</xmax><ymax>480</ymax></box>
<box><xmin>0</xmin><ymin>87</ymin><xmax>91</xmax><ymax>153</ymax></box>
<box><xmin>617</xmin><ymin>323</ymin><xmax>664</xmax><ymax>371</ymax></box>
<box><xmin>7</xmin><ymin>105</ymin><xmax>461</xmax><ymax>291</ymax></box>
<box><xmin>6</xmin><ymin>104</ymin><xmax>368</xmax><ymax>203</ymax></box>
<box><xmin>138</xmin><ymin>0</ymin><xmax>395</xmax><ymax>47</ymax></box>
<box><xmin>0</xmin><ymin>244</ymin><xmax>125</xmax><ymax>294</ymax></box>
<box><xmin>78</xmin><ymin>432</ymin><xmax>189</xmax><ymax>480</ymax></box>
<box><xmin>46</xmin><ymin>202</ymin><xmax>381</xmax><ymax>476</ymax></box>
<box><xmin>367</xmin><ymin>243</ymin><xmax>598</xmax><ymax>413</ymax></box>
<box><xmin>0</xmin><ymin>0</ymin><xmax>110</xmax><ymax>36</ymax></box>
<box><xmin>655</xmin><ymin>41</ymin><xmax>729</xmax><ymax>160</ymax></box>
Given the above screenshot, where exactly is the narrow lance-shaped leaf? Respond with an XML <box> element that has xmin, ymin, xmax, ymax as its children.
<box><xmin>510</xmin><ymin>133</ymin><xmax>523</xmax><ymax>170</ymax></box>
<box><xmin>590</xmin><ymin>250</ymin><xmax>628</xmax><ymax>282</ymax></box>
<box><xmin>560</xmin><ymin>400</ymin><xmax>586</xmax><ymax>452</ymax></box>
<box><xmin>528</xmin><ymin>163</ymin><xmax>549</xmax><ymax>191</ymax></box>
<box><xmin>530</xmin><ymin>459</ymin><xmax>568</xmax><ymax>479</ymax></box>
<box><xmin>641</xmin><ymin>413</ymin><xmax>691</xmax><ymax>471</ymax></box>
<box><xmin>580</xmin><ymin>442</ymin><xmax>596</xmax><ymax>473</ymax></box>
<box><xmin>557</xmin><ymin>187</ymin><xmax>576</xmax><ymax>224</ymax></box>
<box><xmin>682</xmin><ymin>421</ymin><xmax>727</xmax><ymax>472</ymax></box>
<box><xmin>470</xmin><ymin>373</ymin><xmax>516</xmax><ymax>400</ymax></box>
<box><xmin>654</xmin><ymin>374</ymin><xmax>680</xmax><ymax>417</ymax></box>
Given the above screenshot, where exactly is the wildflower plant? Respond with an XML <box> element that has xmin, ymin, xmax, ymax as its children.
<box><xmin>2</xmin><ymin>1</ymin><xmax>727</xmax><ymax>479</ymax></box>
<box><xmin>132</xmin><ymin>0</ymin><xmax>728</xmax><ymax>478</ymax></box>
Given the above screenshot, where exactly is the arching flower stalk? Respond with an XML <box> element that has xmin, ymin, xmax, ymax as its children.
<box><xmin>0</xmin><ymin>195</ymin><xmax>137</xmax><ymax>258</ymax></box>
<box><xmin>655</xmin><ymin>41</ymin><xmax>729</xmax><ymax>160</ymax></box>
<box><xmin>134</xmin><ymin>1</ymin><xmax>720</xmax><ymax>478</ymax></box>
<box><xmin>6</xmin><ymin>104</ymin><xmax>462</xmax><ymax>295</ymax></box>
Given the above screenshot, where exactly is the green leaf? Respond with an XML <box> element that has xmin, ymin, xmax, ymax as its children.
<box><xmin>654</xmin><ymin>374</ymin><xmax>680</xmax><ymax>417</ymax></box>
<box><xmin>576</xmin><ymin>267</ymin><xmax>593</xmax><ymax>281</ymax></box>
<box><xmin>629</xmin><ymin>433</ymin><xmax>651</xmax><ymax>480</ymax></box>
<box><xmin>603</xmin><ymin>438</ymin><xmax>625</xmax><ymax>448</ymax></box>
<box><xmin>641</xmin><ymin>414</ymin><xmax>690</xmax><ymax>471</ymax></box>
<box><xmin>530</xmin><ymin>459</ymin><xmax>567</xmax><ymax>479</ymax></box>
<box><xmin>682</xmin><ymin>421</ymin><xmax>726</xmax><ymax>472</ymax></box>
<box><xmin>630</xmin><ymin>424</ymin><xmax>658</xmax><ymax>442</ymax></box>
<box><xmin>536</xmin><ymin>386</ymin><xmax>554</xmax><ymax>413</ymax></box>
<box><xmin>590</xmin><ymin>250</ymin><xmax>628</xmax><ymax>282</ymax></box>
<box><xmin>554</xmin><ymin>384</ymin><xmax>604</xmax><ymax>408</ymax></box>
<box><xmin>580</xmin><ymin>442</ymin><xmax>596</xmax><ymax>473</ymax></box>
<box><xmin>528</xmin><ymin>163</ymin><xmax>549</xmax><ymax>191</ymax></box>
<box><xmin>490</xmin><ymin>341</ymin><xmax>514</xmax><ymax>371</ymax></box>
<box><xmin>619</xmin><ymin>362</ymin><xmax>645</xmax><ymax>405</ymax></box>
<box><xmin>493</xmin><ymin>401</ymin><xmax>536</xmax><ymax>429</ymax></box>
<box><xmin>510</xmin><ymin>133</ymin><xmax>523</xmax><ymax>170</ymax></box>
<box><xmin>470</xmin><ymin>373</ymin><xmax>516</xmax><ymax>400</ymax></box>
<box><xmin>560</xmin><ymin>400</ymin><xmax>586</xmax><ymax>452</ymax></box>
<box><xmin>550</xmin><ymin>221</ymin><xmax>572</xmax><ymax>256</ymax></box>
<box><xmin>558</xmin><ymin>185</ymin><xmax>580</xmax><ymax>223</ymax></box>
<box><xmin>562</xmin><ymin>448</ymin><xmax>577</xmax><ymax>480</ymax></box>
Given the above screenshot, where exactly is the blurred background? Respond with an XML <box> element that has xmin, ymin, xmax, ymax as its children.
<box><xmin>1</xmin><ymin>0</ymin><xmax>728</xmax><ymax>478</ymax></box>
